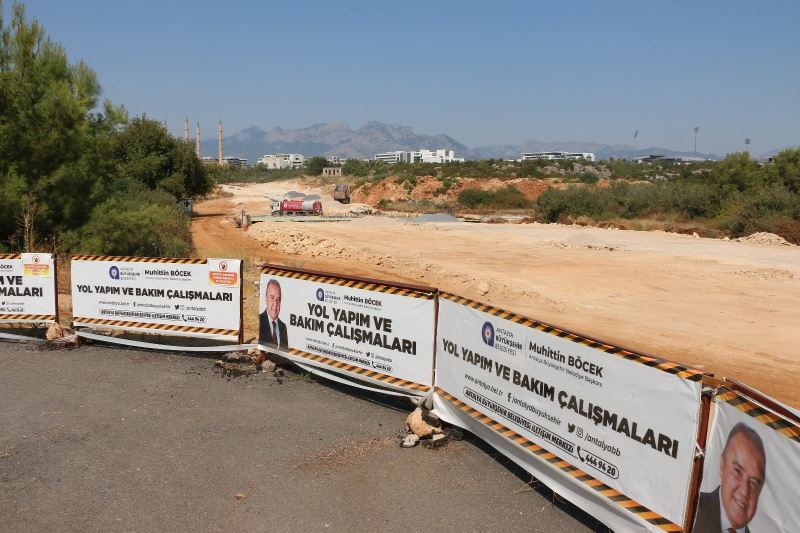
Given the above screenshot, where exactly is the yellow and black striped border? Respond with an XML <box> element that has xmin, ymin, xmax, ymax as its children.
<box><xmin>716</xmin><ymin>389</ymin><xmax>800</xmax><ymax>443</ymax></box>
<box><xmin>436</xmin><ymin>387</ymin><xmax>683</xmax><ymax>532</ymax></box>
<box><xmin>73</xmin><ymin>317</ymin><xmax>238</xmax><ymax>337</ymax></box>
<box><xmin>286</xmin><ymin>346</ymin><xmax>431</xmax><ymax>392</ymax></box>
<box><xmin>0</xmin><ymin>313</ymin><xmax>56</xmax><ymax>322</ymax></box>
<box><xmin>441</xmin><ymin>292</ymin><xmax>705</xmax><ymax>382</ymax></box>
<box><xmin>262</xmin><ymin>268</ymin><xmax>433</xmax><ymax>300</ymax></box>
<box><xmin>71</xmin><ymin>255</ymin><xmax>206</xmax><ymax>264</ymax></box>
<box><xmin>0</xmin><ymin>253</ymin><xmax>21</xmax><ymax>260</ymax></box>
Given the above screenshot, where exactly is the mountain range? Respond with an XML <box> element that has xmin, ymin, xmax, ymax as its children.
<box><xmin>200</xmin><ymin>121</ymin><xmax>792</xmax><ymax>164</ymax></box>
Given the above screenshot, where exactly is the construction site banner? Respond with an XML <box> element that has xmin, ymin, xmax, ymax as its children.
<box><xmin>71</xmin><ymin>256</ymin><xmax>241</xmax><ymax>340</ymax></box>
<box><xmin>258</xmin><ymin>266</ymin><xmax>435</xmax><ymax>395</ymax></box>
<box><xmin>0</xmin><ymin>253</ymin><xmax>57</xmax><ymax>323</ymax></box>
<box><xmin>694</xmin><ymin>388</ymin><xmax>800</xmax><ymax>533</ymax></box>
<box><xmin>433</xmin><ymin>293</ymin><xmax>705</xmax><ymax>532</ymax></box>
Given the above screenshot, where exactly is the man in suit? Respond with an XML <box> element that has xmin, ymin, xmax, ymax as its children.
<box><xmin>259</xmin><ymin>279</ymin><xmax>288</xmax><ymax>350</ymax></box>
<box><xmin>694</xmin><ymin>422</ymin><xmax>766</xmax><ymax>533</ymax></box>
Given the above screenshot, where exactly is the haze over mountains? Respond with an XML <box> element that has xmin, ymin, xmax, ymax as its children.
<box><xmin>200</xmin><ymin>121</ymin><xmax>792</xmax><ymax>164</ymax></box>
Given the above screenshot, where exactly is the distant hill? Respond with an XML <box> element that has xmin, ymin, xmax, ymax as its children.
<box><xmin>201</xmin><ymin>121</ymin><xmax>747</xmax><ymax>163</ymax></box>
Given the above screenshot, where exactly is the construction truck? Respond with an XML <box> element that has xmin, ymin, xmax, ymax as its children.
<box><xmin>332</xmin><ymin>184</ymin><xmax>350</xmax><ymax>204</ymax></box>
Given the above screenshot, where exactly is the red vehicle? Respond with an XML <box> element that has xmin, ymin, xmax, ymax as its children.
<box><xmin>271</xmin><ymin>199</ymin><xmax>323</xmax><ymax>216</ymax></box>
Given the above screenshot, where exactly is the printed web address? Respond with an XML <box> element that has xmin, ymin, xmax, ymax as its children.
<box><xmin>100</xmin><ymin>309</ymin><xmax>181</xmax><ymax>321</ymax></box>
<box><xmin>463</xmin><ymin>387</ymin><xmax>576</xmax><ymax>456</ymax></box>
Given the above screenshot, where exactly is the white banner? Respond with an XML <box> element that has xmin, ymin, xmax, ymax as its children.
<box><xmin>694</xmin><ymin>390</ymin><xmax>800</xmax><ymax>533</ymax></box>
<box><xmin>71</xmin><ymin>257</ymin><xmax>241</xmax><ymax>340</ymax></box>
<box><xmin>0</xmin><ymin>253</ymin><xmax>57</xmax><ymax>323</ymax></box>
<box><xmin>258</xmin><ymin>268</ymin><xmax>435</xmax><ymax>393</ymax></box>
<box><xmin>433</xmin><ymin>295</ymin><xmax>704</xmax><ymax>532</ymax></box>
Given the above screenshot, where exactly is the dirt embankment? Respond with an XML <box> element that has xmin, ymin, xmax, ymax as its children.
<box><xmin>351</xmin><ymin>175</ymin><xmax>557</xmax><ymax>205</ymax></box>
<box><xmin>193</xmin><ymin>179</ymin><xmax>800</xmax><ymax>407</ymax></box>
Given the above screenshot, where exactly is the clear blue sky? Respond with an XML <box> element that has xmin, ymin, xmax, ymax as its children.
<box><xmin>15</xmin><ymin>0</ymin><xmax>800</xmax><ymax>155</ymax></box>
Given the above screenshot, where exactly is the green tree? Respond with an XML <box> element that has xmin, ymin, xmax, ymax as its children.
<box><xmin>0</xmin><ymin>2</ymin><xmax>107</xmax><ymax>245</ymax></box>
<box><xmin>767</xmin><ymin>148</ymin><xmax>800</xmax><ymax>194</ymax></box>
<box><xmin>111</xmin><ymin>116</ymin><xmax>213</xmax><ymax>199</ymax></box>
<box><xmin>304</xmin><ymin>156</ymin><xmax>329</xmax><ymax>176</ymax></box>
<box><xmin>342</xmin><ymin>158</ymin><xmax>368</xmax><ymax>177</ymax></box>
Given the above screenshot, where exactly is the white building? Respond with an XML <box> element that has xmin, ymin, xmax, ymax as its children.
<box><xmin>257</xmin><ymin>153</ymin><xmax>305</xmax><ymax>169</ymax></box>
<box><xmin>521</xmin><ymin>151</ymin><xmax>596</xmax><ymax>163</ymax></box>
<box><xmin>374</xmin><ymin>149</ymin><xmax>465</xmax><ymax>164</ymax></box>
<box><xmin>222</xmin><ymin>156</ymin><xmax>248</xmax><ymax>168</ymax></box>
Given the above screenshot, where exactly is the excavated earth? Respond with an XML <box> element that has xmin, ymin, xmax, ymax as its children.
<box><xmin>193</xmin><ymin>179</ymin><xmax>800</xmax><ymax>407</ymax></box>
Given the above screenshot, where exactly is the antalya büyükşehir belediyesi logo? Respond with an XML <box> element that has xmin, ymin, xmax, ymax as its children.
<box><xmin>482</xmin><ymin>321</ymin><xmax>495</xmax><ymax>347</ymax></box>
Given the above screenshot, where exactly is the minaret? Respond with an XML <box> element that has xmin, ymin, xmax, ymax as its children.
<box><xmin>195</xmin><ymin>123</ymin><xmax>201</xmax><ymax>158</ymax></box>
<box><xmin>184</xmin><ymin>116</ymin><xmax>189</xmax><ymax>142</ymax></box>
<box><xmin>218</xmin><ymin>121</ymin><xmax>223</xmax><ymax>165</ymax></box>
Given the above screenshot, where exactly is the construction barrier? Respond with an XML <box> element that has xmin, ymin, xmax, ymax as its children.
<box><xmin>71</xmin><ymin>256</ymin><xmax>243</xmax><ymax>344</ymax></box>
<box><xmin>432</xmin><ymin>292</ymin><xmax>709</xmax><ymax>532</ymax></box>
<box><xmin>258</xmin><ymin>264</ymin><xmax>436</xmax><ymax>396</ymax></box>
<box><xmin>693</xmin><ymin>381</ymin><xmax>800</xmax><ymax>533</ymax></box>
<box><xmin>0</xmin><ymin>253</ymin><xmax>57</xmax><ymax>326</ymax></box>
<box><xmin>7</xmin><ymin>254</ymin><xmax>798</xmax><ymax>531</ymax></box>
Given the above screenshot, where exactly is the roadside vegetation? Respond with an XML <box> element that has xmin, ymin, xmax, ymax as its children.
<box><xmin>0</xmin><ymin>3</ymin><xmax>213</xmax><ymax>256</ymax></box>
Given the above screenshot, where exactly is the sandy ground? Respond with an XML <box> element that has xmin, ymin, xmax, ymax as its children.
<box><xmin>193</xmin><ymin>179</ymin><xmax>800</xmax><ymax>407</ymax></box>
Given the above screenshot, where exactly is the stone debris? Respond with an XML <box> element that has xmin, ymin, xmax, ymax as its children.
<box><xmin>406</xmin><ymin>407</ymin><xmax>442</xmax><ymax>439</ymax></box>
<box><xmin>736</xmin><ymin>232</ymin><xmax>793</xmax><ymax>246</ymax></box>
<box><xmin>421</xmin><ymin>433</ymin><xmax>448</xmax><ymax>449</ymax></box>
<box><xmin>45</xmin><ymin>323</ymin><xmax>78</xmax><ymax>345</ymax></box>
<box><xmin>214</xmin><ymin>351</ymin><xmax>278</xmax><ymax>378</ymax></box>
<box><xmin>401</xmin><ymin>434</ymin><xmax>420</xmax><ymax>448</ymax></box>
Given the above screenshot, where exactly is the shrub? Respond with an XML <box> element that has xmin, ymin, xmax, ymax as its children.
<box><xmin>458</xmin><ymin>188</ymin><xmax>492</xmax><ymax>208</ymax></box>
<box><xmin>457</xmin><ymin>186</ymin><xmax>529</xmax><ymax>209</ymax></box>
<box><xmin>578</xmin><ymin>171</ymin><xmax>600</xmax><ymax>184</ymax></box>
<box><xmin>717</xmin><ymin>186</ymin><xmax>800</xmax><ymax>242</ymax></box>
<box><xmin>67</xmin><ymin>185</ymin><xmax>192</xmax><ymax>256</ymax></box>
<box><xmin>536</xmin><ymin>186</ymin><xmax>611</xmax><ymax>222</ymax></box>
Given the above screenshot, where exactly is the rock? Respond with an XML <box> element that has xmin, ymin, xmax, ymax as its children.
<box><xmin>422</xmin><ymin>433</ymin><xmax>448</xmax><ymax>449</ymax></box>
<box><xmin>401</xmin><ymin>434</ymin><xmax>420</xmax><ymax>448</ymax></box>
<box><xmin>443</xmin><ymin>426</ymin><xmax>464</xmax><ymax>441</ymax></box>
<box><xmin>239</xmin><ymin>364</ymin><xmax>258</xmax><ymax>375</ymax></box>
<box><xmin>406</xmin><ymin>408</ymin><xmax>442</xmax><ymax>438</ymax></box>
<box><xmin>46</xmin><ymin>323</ymin><xmax>69</xmax><ymax>340</ymax></box>
<box><xmin>214</xmin><ymin>360</ymin><xmax>224</xmax><ymax>368</ymax></box>
<box><xmin>477</xmin><ymin>281</ymin><xmax>490</xmax><ymax>296</ymax></box>
<box><xmin>261</xmin><ymin>360</ymin><xmax>277</xmax><ymax>373</ymax></box>
<box><xmin>223</xmin><ymin>352</ymin><xmax>246</xmax><ymax>363</ymax></box>
<box><xmin>692</xmin><ymin>232</ymin><xmax>700</xmax><ymax>238</ymax></box>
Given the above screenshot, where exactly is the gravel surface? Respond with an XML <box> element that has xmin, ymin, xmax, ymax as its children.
<box><xmin>0</xmin><ymin>343</ymin><xmax>604</xmax><ymax>532</ymax></box>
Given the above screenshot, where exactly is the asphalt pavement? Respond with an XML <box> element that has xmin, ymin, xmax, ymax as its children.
<box><xmin>0</xmin><ymin>342</ymin><xmax>605</xmax><ymax>532</ymax></box>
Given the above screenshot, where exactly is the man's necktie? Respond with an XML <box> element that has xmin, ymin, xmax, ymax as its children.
<box><xmin>272</xmin><ymin>321</ymin><xmax>278</xmax><ymax>344</ymax></box>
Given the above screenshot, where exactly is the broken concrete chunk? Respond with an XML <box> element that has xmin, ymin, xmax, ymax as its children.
<box><xmin>422</xmin><ymin>433</ymin><xmax>448</xmax><ymax>449</ymax></box>
<box><xmin>406</xmin><ymin>408</ymin><xmax>442</xmax><ymax>438</ymax></box>
<box><xmin>401</xmin><ymin>434</ymin><xmax>420</xmax><ymax>448</ymax></box>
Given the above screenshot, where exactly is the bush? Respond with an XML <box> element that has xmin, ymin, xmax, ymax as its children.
<box><xmin>458</xmin><ymin>186</ymin><xmax>529</xmax><ymax>209</ymax></box>
<box><xmin>717</xmin><ymin>186</ymin><xmax>800</xmax><ymax>242</ymax></box>
<box><xmin>578</xmin><ymin>171</ymin><xmax>600</xmax><ymax>184</ymax></box>
<box><xmin>458</xmin><ymin>188</ymin><xmax>492</xmax><ymax>208</ymax></box>
<box><xmin>536</xmin><ymin>186</ymin><xmax>611</xmax><ymax>222</ymax></box>
<box><xmin>66</xmin><ymin>185</ymin><xmax>192</xmax><ymax>256</ymax></box>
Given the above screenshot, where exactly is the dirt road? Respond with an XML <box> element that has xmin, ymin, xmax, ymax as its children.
<box><xmin>193</xmin><ymin>180</ymin><xmax>800</xmax><ymax>406</ymax></box>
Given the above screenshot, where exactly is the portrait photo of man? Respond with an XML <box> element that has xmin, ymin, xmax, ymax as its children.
<box><xmin>694</xmin><ymin>422</ymin><xmax>766</xmax><ymax>533</ymax></box>
<box><xmin>259</xmin><ymin>279</ymin><xmax>288</xmax><ymax>350</ymax></box>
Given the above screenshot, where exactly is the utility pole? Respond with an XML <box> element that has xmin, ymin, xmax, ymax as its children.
<box><xmin>693</xmin><ymin>126</ymin><xmax>699</xmax><ymax>153</ymax></box>
<box><xmin>633</xmin><ymin>129</ymin><xmax>639</xmax><ymax>152</ymax></box>
<box><xmin>745</xmin><ymin>138</ymin><xmax>751</xmax><ymax>154</ymax></box>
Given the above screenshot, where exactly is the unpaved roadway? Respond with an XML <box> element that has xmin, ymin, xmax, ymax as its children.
<box><xmin>0</xmin><ymin>344</ymin><xmax>600</xmax><ymax>532</ymax></box>
<box><xmin>193</xmin><ymin>180</ymin><xmax>800</xmax><ymax>407</ymax></box>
